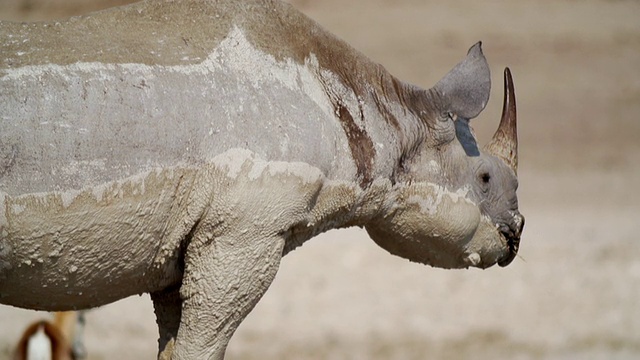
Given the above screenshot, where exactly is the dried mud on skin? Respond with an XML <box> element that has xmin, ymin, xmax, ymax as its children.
<box><xmin>1</xmin><ymin>0</ymin><xmax>639</xmax><ymax>359</ymax></box>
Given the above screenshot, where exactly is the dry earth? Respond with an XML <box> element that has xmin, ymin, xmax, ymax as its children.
<box><xmin>1</xmin><ymin>0</ymin><xmax>639</xmax><ymax>359</ymax></box>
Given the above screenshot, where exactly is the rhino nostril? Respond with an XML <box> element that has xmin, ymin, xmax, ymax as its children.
<box><xmin>499</xmin><ymin>224</ymin><xmax>515</xmax><ymax>239</ymax></box>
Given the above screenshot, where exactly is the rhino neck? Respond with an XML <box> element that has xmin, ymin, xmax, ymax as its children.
<box><xmin>331</xmin><ymin>73</ymin><xmax>441</xmax><ymax>188</ymax></box>
<box><xmin>296</xmin><ymin>71</ymin><xmax>440</xmax><ymax>225</ymax></box>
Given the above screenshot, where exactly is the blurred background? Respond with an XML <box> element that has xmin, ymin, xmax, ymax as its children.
<box><xmin>1</xmin><ymin>0</ymin><xmax>639</xmax><ymax>359</ymax></box>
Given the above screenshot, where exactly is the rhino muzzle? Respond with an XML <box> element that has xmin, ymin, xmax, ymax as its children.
<box><xmin>498</xmin><ymin>212</ymin><xmax>525</xmax><ymax>267</ymax></box>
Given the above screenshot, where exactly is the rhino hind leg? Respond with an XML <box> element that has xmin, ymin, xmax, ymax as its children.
<box><xmin>151</xmin><ymin>288</ymin><xmax>182</xmax><ymax>360</ymax></box>
<box><xmin>170</xmin><ymin>228</ymin><xmax>286</xmax><ymax>360</ymax></box>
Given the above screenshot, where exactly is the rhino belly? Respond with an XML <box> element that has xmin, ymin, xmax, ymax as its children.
<box><xmin>0</xmin><ymin>167</ymin><xmax>194</xmax><ymax>310</ymax></box>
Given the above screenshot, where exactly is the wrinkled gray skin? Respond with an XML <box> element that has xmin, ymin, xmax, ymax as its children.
<box><xmin>0</xmin><ymin>0</ymin><xmax>524</xmax><ymax>359</ymax></box>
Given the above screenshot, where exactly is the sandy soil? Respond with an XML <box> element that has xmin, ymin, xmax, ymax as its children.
<box><xmin>1</xmin><ymin>0</ymin><xmax>639</xmax><ymax>359</ymax></box>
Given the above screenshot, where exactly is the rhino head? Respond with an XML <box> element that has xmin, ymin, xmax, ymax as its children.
<box><xmin>366</xmin><ymin>43</ymin><xmax>524</xmax><ymax>269</ymax></box>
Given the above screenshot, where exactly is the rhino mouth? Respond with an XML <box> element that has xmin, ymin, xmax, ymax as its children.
<box><xmin>497</xmin><ymin>214</ymin><xmax>524</xmax><ymax>267</ymax></box>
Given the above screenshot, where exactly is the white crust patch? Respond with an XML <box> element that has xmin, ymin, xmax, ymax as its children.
<box><xmin>213</xmin><ymin>148</ymin><xmax>324</xmax><ymax>185</ymax></box>
<box><xmin>407</xmin><ymin>184</ymin><xmax>474</xmax><ymax>216</ymax></box>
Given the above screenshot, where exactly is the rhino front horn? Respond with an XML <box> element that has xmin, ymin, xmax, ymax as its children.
<box><xmin>485</xmin><ymin>67</ymin><xmax>518</xmax><ymax>174</ymax></box>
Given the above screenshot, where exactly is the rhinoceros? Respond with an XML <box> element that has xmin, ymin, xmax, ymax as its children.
<box><xmin>0</xmin><ymin>0</ymin><xmax>524</xmax><ymax>358</ymax></box>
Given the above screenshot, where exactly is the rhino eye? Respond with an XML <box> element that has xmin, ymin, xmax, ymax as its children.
<box><xmin>481</xmin><ymin>173</ymin><xmax>491</xmax><ymax>184</ymax></box>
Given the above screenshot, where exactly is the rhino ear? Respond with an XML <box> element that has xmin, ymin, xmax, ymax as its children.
<box><xmin>434</xmin><ymin>42</ymin><xmax>491</xmax><ymax>119</ymax></box>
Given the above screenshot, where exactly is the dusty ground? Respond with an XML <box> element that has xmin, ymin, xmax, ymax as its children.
<box><xmin>1</xmin><ymin>0</ymin><xmax>639</xmax><ymax>359</ymax></box>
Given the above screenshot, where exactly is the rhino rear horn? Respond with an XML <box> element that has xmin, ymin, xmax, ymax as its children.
<box><xmin>434</xmin><ymin>42</ymin><xmax>491</xmax><ymax>120</ymax></box>
<box><xmin>485</xmin><ymin>68</ymin><xmax>518</xmax><ymax>174</ymax></box>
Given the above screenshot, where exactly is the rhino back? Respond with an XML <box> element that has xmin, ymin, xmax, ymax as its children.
<box><xmin>0</xmin><ymin>0</ymin><xmax>355</xmax><ymax>196</ymax></box>
<box><xmin>0</xmin><ymin>46</ymin><xmax>338</xmax><ymax>195</ymax></box>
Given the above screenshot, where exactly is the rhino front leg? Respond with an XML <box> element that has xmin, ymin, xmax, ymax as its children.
<box><xmin>171</xmin><ymin>230</ymin><xmax>285</xmax><ymax>360</ymax></box>
<box><xmin>151</xmin><ymin>287</ymin><xmax>182</xmax><ymax>360</ymax></box>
